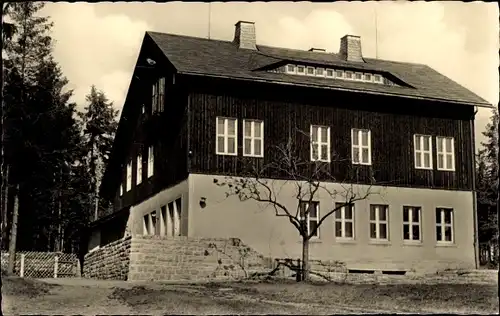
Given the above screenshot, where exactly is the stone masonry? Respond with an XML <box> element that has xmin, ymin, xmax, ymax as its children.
<box><xmin>83</xmin><ymin>236</ymin><xmax>131</xmax><ymax>280</ymax></box>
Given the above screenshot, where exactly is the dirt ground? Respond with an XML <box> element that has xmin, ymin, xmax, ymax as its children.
<box><xmin>2</xmin><ymin>276</ymin><xmax>499</xmax><ymax>315</ymax></box>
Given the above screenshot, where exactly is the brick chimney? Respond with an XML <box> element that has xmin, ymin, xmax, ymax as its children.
<box><xmin>339</xmin><ymin>35</ymin><xmax>364</xmax><ymax>62</ymax></box>
<box><xmin>233</xmin><ymin>21</ymin><xmax>257</xmax><ymax>50</ymax></box>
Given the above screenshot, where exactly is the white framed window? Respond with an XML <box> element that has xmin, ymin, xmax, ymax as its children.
<box><xmin>158</xmin><ymin>77</ymin><xmax>165</xmax><ymax>113</ymax></box>
<box><xmin>374</xmin><ymin>74</ymin><xmax>383</xmax><ymax>83</ymax></box>
<box><xmin>403</xmin><ymin>206</ymin><xmax>421</xmax><ymax>242</ymax></box>
<box><xmin>306</xmin><ymin>66</ymin><xmax>315</xmax><ymax>76</ymax></box>
<box><xmin>364</xmin><ymin>73</ymin><xmax>372</xmax><ymax>82</ymax></box>
<box><xmin>334</xmin><ymin>203</ymin><xmax>354</xmax><ymax>240</ymax></box>
<box><xmin>299</xmin><ymin>201</ymin><xmax>319</xmax><ymax>238</ymax></box>
<box><xmin>216</xmin><ymin>117</ymin><xmax>237</xmax><ymax>155</ymax></box>
<box><xmin>141</xmin><ymin>105</ymin><xmax>145</xmax><ymax>114</ymax></box>
<box><xmin>414</xmin><ymin>134</ymin><xmax>433</xmax><ymax>169</ymax></box>
<box><xmin>335</xmin><ymin>70</ymin><xmax>344</xmax><ymax>78</ymax></box>
<box><xmin>315</xmin><ymin>68</ymin><xmax>324</xmax><ymax>77</ymax></box>
<box><xmin>310</xmin><ymin>125</ymin><xmax>330</xmax><ymax>162</ymax></box>
<box><xmin>326</xmin><ymin>69</ymin><xmax>334</xmax><ymax>78</ymax></box>
<box><xmin>436</xmin><ymin>208</ymin><xmax>454</xmax><ymax>243</ymax></box>
<box><xmin>436</xmin><ymin>136</ymin><xmax>455</xmax><ymax>171</ymax></box>
<box><xmin>151</xmin><ymin>83</ymin><xmax>157</xmax><ymax>114</ymax></box>
<box><xmin>126</xmin><ymin>160</ymin><xmax>132</xmax><ymax>192</ymax></box>
<box><xmin>370</xmin><ymin>205</ymin><xmax>389</xmax><ymax>241</ymax></box>
<box><xmin>286</xmin><ymin>64</ymin><xmax>296</xmax><ymax>74</ymax></box>
<box><xmin>119</xmin><ymin>183</ymin><xmax>123</xmax><ymax>196</ymax></box>
<box><xmin>147</xmin><ymin>146</ymin><xmax>154</xmax><ymax>178</ymax></box>
<box><xmin>345</xmin><ymin>71</ymin><xmax>353</xmax><ymax>80</ymax></box>
<box><xmin>243</xmin><ymin>119</ymin><xmax>264</xmax><ymax>157</ymax></box>
<box><xmin>351</xmin><ymin>128</ymin><xmax>371</xmax><ymax>165</ymax></box>
<box><xmin>297</xmin><ymin>65</ymin><xmax>305</xmax><ymax>75</ymax></box>
<box><xmin>136</xmin><ymin>154</ymin><xmax>142</xmax><ymax>185</ymax></box>
<box><xmin>354</xmin><ymin>72</ymin><xmax>363</xmax><ymax>81</ymax></box>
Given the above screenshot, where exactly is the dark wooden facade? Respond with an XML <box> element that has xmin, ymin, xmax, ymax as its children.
<box><xmin>186</xmin><ymin>76</ymin><xmax>475</xmax><ymax>191</ymax></box>
<box><xmin>106</xmin><ymin>62</ymin><xmax>476</xmax><ymax>218</ymax></box>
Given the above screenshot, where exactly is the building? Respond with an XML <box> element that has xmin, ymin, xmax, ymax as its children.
<box><xmin>90</xmin><ymin>21</ymin><xmax>493</xmax><ymax>274</ymax></box>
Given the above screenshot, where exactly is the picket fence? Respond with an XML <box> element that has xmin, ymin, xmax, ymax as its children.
<box><xmin>1</xmin><ymin>251</ymin><xmax>80</xmax><ymax>278</ymax></box>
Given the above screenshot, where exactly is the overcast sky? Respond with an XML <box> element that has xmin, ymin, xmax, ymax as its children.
<box><xmin>40</xmin><ymin>1</ymin><xmax>498</xmax><ymax>147</ymax></box>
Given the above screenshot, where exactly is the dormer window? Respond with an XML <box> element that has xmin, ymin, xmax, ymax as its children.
<box><xmin>364</xmin><ymin>74</ymin><xmax>372</xmax><ymax>82</ymax></box>
<box><xmin>316</xmin><ymin>68</ymin><xmax>324</xmax><ymax>77</ymax></box>
<box><xmin>374</xmin><ymin>74</ymin><xmax>383</xmax><ymax>83</ymax></box>
<box><xmin>345</xmin><ymin>71</ymin><xmax>353</xmax><ymax>80</ymax></box>
<box><xmin>286</xmin><ymin>64</ymin><xmax>296</xmax><ymax>74</ymax></box>
<box><xmin>326</xmin><ymin>69</ymin><xmax>334</xmax><ymax>78</ymax></box>
<box><xmin>297</xmin><ymin>66</ymin><xmax>305</xmax><ymax>75</ymax></box>
<box><xmin>306</xmin><ymin>66</ymin><xmax>315</xmax><ymax>76</ymax></box>
<box><xmin>355</xmin><ymin>72</ymin><xmax>363</xmax><ymax>81</ymax></box>
<box><xmin>336</xmin><ymin>70</ymin><xmax>344</xmax><ymax>78</ymax></box>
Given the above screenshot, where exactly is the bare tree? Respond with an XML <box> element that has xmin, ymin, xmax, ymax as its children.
<box><xmin>214</xmin><ymin>128</ymin><xmax>382</xmax><ymax>281</ymax></box>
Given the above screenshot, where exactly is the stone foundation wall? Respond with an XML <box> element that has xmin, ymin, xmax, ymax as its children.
<box><xmin>127</xmin><ymin>236</ymin><xmax>268</xmax><ymax>281</ymax></box>
<box><xmin>83</xmin><ymin>236</ymin><xmax>131</xmax><ymax>280</ymax></box>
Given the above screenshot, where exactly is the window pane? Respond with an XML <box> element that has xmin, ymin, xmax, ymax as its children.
<box><xmin>444</xmin><ymin>226</ymin><xmax>452</xmax><ymax>241</ymax></box>
<box><xmin>424</xmin><ymin>153</ymin><xmax>430</xmax><ymax>168</ymax></box>
<box><xmin>311</xmin><ymin>126</ymin><xmax>318</xmax><ymax>141</ymax></box>
<box><xmin>379</xmin><ymin>207</ymin><xmax>387</xmax><ymax>221</ymax></box>
<box><xmin>345</xmin><ymin>222</ymin><xmax>353</xmax><ymax>238</ymax></box>
<box><xmin>364</xmin><ymin>74</ymin><xmax>371</xmax><ymax>81</ymax></box>
<box><xmin>412</xmin><ymin>208</ymin><xmax>420</xmax><ymax>223</ymax></box>
<box><xmin>416</xmin><ymin>154</ymin><xmax>421</xmax><ymax>167</ymax></box>
<box><xmin>287</xmin><ymin>65</ymin><xmax>295</xmax><ymax>72</ymax></box>
<box><xmin>244</xmin><ymin>121</ymin><xmax>251</xmax><ymax>137</ymax></box>
<box><xmin>321</xmin><ymin>145</ymin><xmax>328</xmax><ymax>160</ymax></box>
<box><xmin>370</xmin><ymin>223</ymin><xmax>377</xmax><ymax>239</ymax></box>
<box><xmin>217</xmin><ymin>118</ymin><xmax>224</xmax><ymax>135</ymax></box>
<box><xmin>308</xmin><ymin>203</ymin><xmax>317</xmax><ymax>218</ymax></box>
<box><xmin>423</xmin><ymin>137</ymin><xmax>430</xmax><ymax>151</ymax></box>
<box><xmin>444</xmin><ymin>210</ymin><xmax>452</xmax><ymax>224</ymax></box>
<box><xmin>254</xmin><ymin>139</ymin><xmax>262</xmax><ymax>156</ymax></box>
<box><xmin>362</xmin><ymin>148</ymin><xmax>369</xmax><ymax>163</ymax></box>
<box><xmin>415</xmin><ymin>136</ymin><xmax>421</xmax><ymax>150</ymax></box>
<box><xmin>309</xmin><ymin>220</ymin><xmax>318</xmax><ymax>236</ymax></box>
<box><xmin>335</xmin><ymin>208</ymin><xmax>342</xmax><ymax>219</ymax></box>
<box><xmin>307</xmin><ymin>67</ymin><xmax>314</xmax><ymax>75</ymax></box>
<box><xmin>244</xmin><ymin>139</ymin><xmax>252</xmax><ymax>155</ymax></box>
<box><xmin>436</xmin><ymin>209</ymin><xmax>441</xmax><ymax>223</ymax></box>
<box><xmin>370</xmin><ymin>207</ymin><xmax>376</xmax><ymax>221</ymax></box>
<box><xmin>403</xmin><ymin>225</ymin><xmax>410</xmax><ymax>240</ymax></box>
<box><xmin>345</xmin><ymin>206</ymin><xmax>353</xmax><ymax>219</ymax></box>
<box><xmin>437</xmin><ymin>138</ymin><xmax>443</xmax><ymax>152</ymax></box>
<box><xmin>446</xmin><ymin>154</ymin><xmax>453</xmax><ymax>169</ymax></box>
<box><xmin>336</xmin><ymin>70</ymin><xmax>343</xmax><ymax>77</ymax></box>
<box><xmin>316</xmin><ymin>68</ymin><xmax>324</xmax><ymax>75</ymax></box>
<box><xmin>254</xmin><ymin>122</ymin><xmax>262</xmax><ymax>137</ymax></box>
<box><xmin>298</xmin><ymin>66</ymin><xmax>305</xmax><ymax>73</ymax></box>
<box><xmin>327</xmin><ymin>69</ymin><xmax>333</xmax><ymax>76</ymax></box>
<box><xmin>335</xmin><ymin>221</ymin><xmax>342</xmax><ymax>237</ymax></box>
<box><xmin>380</xmin><ymin>224</ymin><xmax>387</xmax><ymax>239</ymax></box>
<box><xmin>299</xmin><ymin>202</ymin><xmax>307</xmax><ymax>217</ymax></box>
<box><xmin>312</xmin><ymin>144</ymin><xmax>319</xmax><ymax>160</ymax></box>
<box><xmin>412</xmin><ymin>225</ymin><xmax>420</xmax><ymax>241</ymax></box>
<box><xmin>438</xmin><ymin>154</ymin><xmax>444</xmax><ymax>169</ymax></box>
<box><xmin>228</xmin><ymin>120</ymin><xmax>236</xmax><ymax>136</ymax></box>
<box><xmin>403</xmin><ymin>208</ymin><xmax>409</xmax><ymax>222</ymax></box>
<box><xmin>321</xmin><ymin>127</ymin><xmax>328</xmax><ymax>142</ymax></box>
<box><xmin>361</xmin><ymin>131</ymin><xmax>368</xmax><ymax>146</ymax></box>
<box><xmin>352</xmin><ymin>148</ymin><xmax>360</xmax><ymax>163</ymax></box>
<box><xmin>352</xmin><ymin>130</ymin><xmax>359</xmax><ymax>145</ymax></box>
<box><xmin>227</xmin><ymin>138</ymin><xmax>235</xmax><ymax>154</ymax></box>
<box><xmin>217</xmin><ymin>137</ymin><xmax>225</xmax><ymax>152</ymax></box>
<box><xmin>355</xmin><ymin>73</ymin><xmax>362</xmax><ymax>80</ymax></box>
<box><xmin>445</xmin><ymin>138</ymin><xmax>452</xmax><ymax>152</ymax></box>
<box><xmin>436</xmin><ymin>226</ymin><xmax>442</xmax><ymax>241</ymax></box>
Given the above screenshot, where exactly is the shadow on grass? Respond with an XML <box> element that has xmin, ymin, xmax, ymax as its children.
<box><xmin>2</xmin><ymin>276</ymin><xmax>61</xmax><ymax>298</ymax></box>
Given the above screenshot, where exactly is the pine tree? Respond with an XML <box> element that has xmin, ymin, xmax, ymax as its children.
<box><xmin>79</xmin><ymin>86</ymin><xmax>119</xmax><ymax>220</ymax></box>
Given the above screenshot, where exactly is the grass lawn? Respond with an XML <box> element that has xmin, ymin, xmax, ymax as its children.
<box><xmin>2</xmin><ymin>276</ymin><xmax>498</xmax><ymax>315</ymax></box>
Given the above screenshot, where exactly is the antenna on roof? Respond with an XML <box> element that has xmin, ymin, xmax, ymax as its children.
<box><xmin>374</xmin><ymin>3</ymin><xmax>378</xmax><ymax>59</ymax></box>
<box><xmin>208</xmin><ymin>3</ymin><xmax>212</xmax><ymax>40</ymax></box>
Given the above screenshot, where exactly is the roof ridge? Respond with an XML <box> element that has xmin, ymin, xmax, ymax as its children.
<box><xmin>146</xmin><ymin>30</ymin><xmax>233</xmax><ymax>44</ymax></box>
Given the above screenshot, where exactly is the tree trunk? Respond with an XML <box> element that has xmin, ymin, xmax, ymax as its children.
<box><xmin>7</xmin><ymin>184</ymin><xmax>19</xmax><ymax>275</ymax></box>
<box><xmin>302</xmin><ymin>236</ymin><xmax>310</xmax><ymax>282</ymax></box>
<box><xmin>1</xmin><ymin>165</ymin><xmax>9</xmax><ymax>250</ymax></box>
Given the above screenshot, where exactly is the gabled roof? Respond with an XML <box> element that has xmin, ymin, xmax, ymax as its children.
<box><xmin>147</xmin><ymin>31</ymin><xmax>492</xmax><ymax>107</ymax></box>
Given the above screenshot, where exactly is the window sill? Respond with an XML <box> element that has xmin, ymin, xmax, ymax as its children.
<box><xmin>335</xmin><ymin>238</ymin><xmax>357</xmax><ymax>244</ymax></box>
<box><xmin>216</xmin><ymin>153</ymin><xmax>238</xmax><ymax>157</ymax></box>
<box><xmin>402</xmin><ymin>241</ymin><xmax>423</xmax><ymax>247</ymax></box>
<box><xmin>352</xmin><ymin>162</ymin><xmax>372</xmax><ymax>166</ymax></box>
<box><xmin>437</xmin><ymin>169</ymin><xmax>455</xmax><ymax>172</ymax></box>
<box><xmin>415</xmin><ymin>167</ymin><xmax>433</xmax><ymax>171</ymax></box>
<box><xmin>369</xmin><ymin>240</ymin><xmax>391</xmax><ymax>246</ymax></box>
<box><xmin>243</xmin><ymin>154</ymin><xmax>264</xmax><ymax>158</ymax></box>
<box><xmin>435</xmin><ymin>242</ymin><xmax>456</xmax><ymax>248</ymax></box>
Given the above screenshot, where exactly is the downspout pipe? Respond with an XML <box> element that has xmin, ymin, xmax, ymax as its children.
<box><xmin>471</xmin><ymin>105</ymin><xmax>480</xmax><ymax>269</ymax></box>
